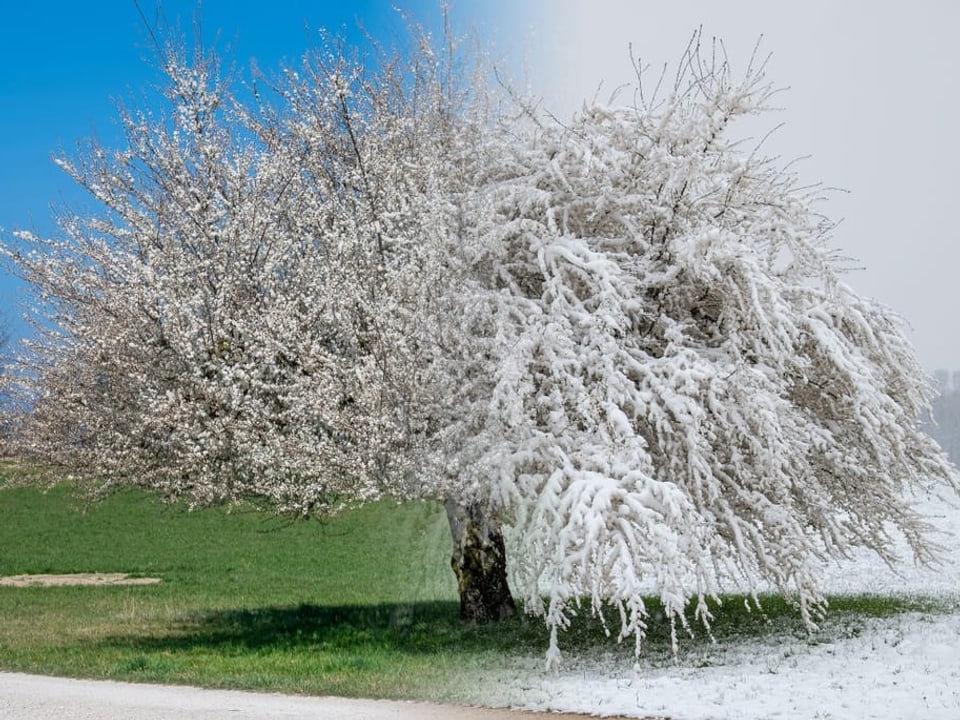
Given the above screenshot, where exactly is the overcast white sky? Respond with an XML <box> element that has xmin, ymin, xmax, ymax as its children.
<box><xmin>480</xmin><ymin>0</ymin><xmax>960</xmax><ymax>371</ymax></box>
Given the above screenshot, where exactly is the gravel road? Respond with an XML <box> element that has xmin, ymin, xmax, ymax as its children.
<box><xmin>0</xmin><ymin>672</ymin><xmax>634</xmax><ymax>720</ymax></box>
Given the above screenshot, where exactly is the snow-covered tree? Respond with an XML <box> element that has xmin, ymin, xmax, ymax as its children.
<box><xmin>444</xmin><ymin>38</ymin><xmax>958</xmax><ymax>661</ymax></box>
<box><xmin>2</xmin><ymin>29</ymin><xmax>956</xmax><ymax>661</ymax></box>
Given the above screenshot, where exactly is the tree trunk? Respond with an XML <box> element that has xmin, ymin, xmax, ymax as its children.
<box><xmin>444</xmin><ymin>500</ymin><xmax>517</xmax><ymax>622</ymax></box>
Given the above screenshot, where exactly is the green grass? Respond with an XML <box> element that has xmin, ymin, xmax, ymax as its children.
<box><xmin>0</xmin><ymin>468</ymin><xmax>953</xmax><ymax>701</ymax></box>
<box><xmin>0</xmin><ymin>479</ymin><xmax>473</xmax><ymax>698</ymax></box>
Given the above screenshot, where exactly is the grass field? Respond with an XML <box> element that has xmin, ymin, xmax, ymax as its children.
<box><xmin>0</xmin><ymin>467</ymin><xmax>950</xmax><ymax>704</ymax></box>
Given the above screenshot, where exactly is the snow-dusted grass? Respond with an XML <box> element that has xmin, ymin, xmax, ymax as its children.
<box><xmin>492</xmin><ymin>609</ymin><xmax>960</xmax><ymax>719</ymax></box>
<box><xmin>487</xmin><ymin>489</ymin><xmax>960</xmax><ymax>719</ymax></box>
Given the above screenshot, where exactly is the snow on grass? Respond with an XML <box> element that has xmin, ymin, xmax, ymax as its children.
<box><xmin>499</xmin><ymin>610</ymin><xmax>960</xmax><ymax>719</ymax></box>
<box><xmin>494</xmin><ymin>489</ymin><xmax>960</xmax><ymax>719</ymax></box>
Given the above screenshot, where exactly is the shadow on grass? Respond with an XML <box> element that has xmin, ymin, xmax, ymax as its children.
<box><xmin>90</xmin><ymin>593</ymin><xmax>945</xmax><ymax>661</ymax></box>
<box><xmin>94</xmin><ymin>601</ymin><xmax>555</xmax><ymax>657</ymax></box>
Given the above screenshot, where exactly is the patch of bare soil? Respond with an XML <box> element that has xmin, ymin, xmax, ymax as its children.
<box><xmin>0</xmin><ymin>573</ymin><xmax>162</xmax><ymax>587</ymax></box>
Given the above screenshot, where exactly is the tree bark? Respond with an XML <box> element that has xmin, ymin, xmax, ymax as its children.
<box><xmin>444</xmin><ymin>500</ymin><xmax>517</xmax><ymax>622</ymax></box>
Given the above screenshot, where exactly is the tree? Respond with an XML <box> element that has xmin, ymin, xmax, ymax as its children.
<box><xmin>2</xmin><ymin>29</ymin><xmax>956</xmax><ymax>662</ymax></box>
<box><xmin>0</xmin><ymin>316</ymin><xmax>8</xmax><ymax>381</ymax></box>
<box><xmin>928</xmin><ymin>372</ymin><xmax>960</xmax><ymax>463</ymax></box>
<box><xmin>0</xmin><ymin>315</ymin><xmax>11</xmax><ymax>449</ymax></box>
<box><xmin>246</xmin><ymin>32</ymin><xmax>518</xmax><ymax>620</ymax></box>
<box><xmin>3</xmin><ymin>27</ymin><xmax>516</xmax><ymax>622</ymax></box>
<box><xmin>459</xmin><ymin>40</ymin><xmax>957</xmax><ymax>660</ymax></box>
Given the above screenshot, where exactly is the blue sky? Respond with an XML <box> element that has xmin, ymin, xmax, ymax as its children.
<box><xmin>0</xmin><ymin>1</ymin><xmax>467</xmax><ymax>343</ymax></box>
<box><xmin>0</xmin><ymin>0</ymin><xmax>534</xmax><ymax>341</ymax></box>
<box><xmin>2</xmin><ymin>1</ymin><xmax>959</xmax><ymax>370</ymax></box>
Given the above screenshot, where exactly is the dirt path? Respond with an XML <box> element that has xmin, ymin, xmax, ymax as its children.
<box><xmin>0</xmin><ymin>672</ymin><xmax>643</xmax><ymax>720</ymax></box>
<box><xmin>0</xmin><ymin>573</ymin><xmax>161</xmax><ymax>587</ymax></box>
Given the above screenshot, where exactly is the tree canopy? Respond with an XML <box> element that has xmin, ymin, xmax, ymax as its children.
<box><xmin>2</xmin><ymin>29</ymin><xmax>955</xmax><ymax>662</ymax></box>
<box><xmin>460</xmin><ymin>46</ymin><xmax>955</xmax><ymax>657</ymax></box>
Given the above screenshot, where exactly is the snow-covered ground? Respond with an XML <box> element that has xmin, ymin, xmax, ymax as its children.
<box><xmin>492</xmin><ymin>490</ymin><xmax>960</xmax><ymax>719</ymax></box>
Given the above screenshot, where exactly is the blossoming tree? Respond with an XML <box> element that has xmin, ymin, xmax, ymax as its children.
<box><xmin>3</xmin><ymin>31</ymin><xmax>955</xmax><ymax>660</ymax></box>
